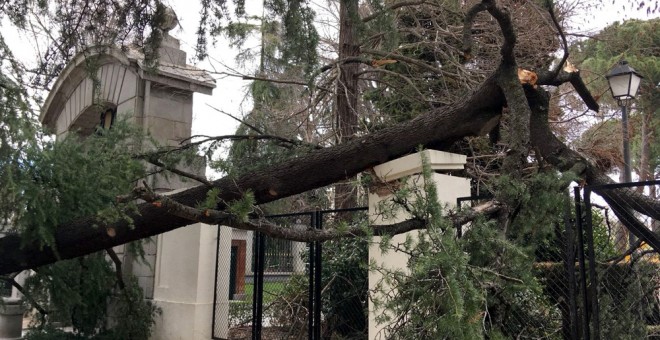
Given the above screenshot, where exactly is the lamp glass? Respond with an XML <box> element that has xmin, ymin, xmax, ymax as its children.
<box><xmin>628</xmin><ymin>73</ymin><xmax>642</xmax><ymax>98</ymax></box>
<box><xmin>608</xmin><ymin>73</ymin><xmax>632</xmax><ymax>99</ymax></box>
<box><xmin>607</xmin><ymin>63</ymin><xmax>643</xmax><ymax>100</ymax></box>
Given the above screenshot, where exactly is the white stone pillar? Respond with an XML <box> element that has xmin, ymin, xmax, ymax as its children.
<box><xmin>368</xmin><ymin>150</ymin><xmax>470</xmax><ymax>340</ymax></box>
<box><xmin>150</xmin><ymin>223</ymin><xmax>222</xmax><ymax>340</ymax></box>
<box><xmin>0</xmin><ymin>297</ymin><xmax>25</xmax><ymax>340</ymax></box>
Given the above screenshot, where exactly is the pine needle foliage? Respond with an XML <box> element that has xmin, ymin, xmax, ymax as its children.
<box><xmin>22</xmin><ymin>253</ymin><xmax>160</xmax><ymax>340</ymax></box>
<box><xmin>371</xmin><ymin>155</ymin><xmax>574</xmax><ymax>338</ymax></box>
<box><xmin>3</xmin><ymin>120</ymin><xmax>146</xmax><ymax>250</ymax></box>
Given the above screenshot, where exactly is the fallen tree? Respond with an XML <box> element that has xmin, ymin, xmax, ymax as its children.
<box><xmin>0</xmin><ymin>0</ymin><xmax>658</xmax><ymax>275</ymax></box>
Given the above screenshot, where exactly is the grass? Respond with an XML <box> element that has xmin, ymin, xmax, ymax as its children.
<box><xmin>243</xmin><ymin>281</ymin><xmax>288</xmax><ymax>303</ymax></box>
<box><xmin>229</xmin><ymin>281</ymin><xmax>293</xmax><ymax>327</ymax></box>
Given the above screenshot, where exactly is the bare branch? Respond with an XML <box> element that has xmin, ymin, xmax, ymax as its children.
<box><xmin>142</xmin><ymin>157</ymin><xmax>212</xmax><ymax>187</ymax></box>
<box><xmin>0</xmin><ymin>275</ymin><xmax>49</xmax><ymax>317</ymax></box>
<box><xmin>239</xmin><ymin>74</ymin><xmax>330</xmax><ymax>92</ymax></box>
<box><xmin>316</xmin><ymin>57</ymin><xmax>372</xmax><ymax>75</ymax></box>
<box><xmin>362</xmin><ymin>48</ymin><xmax>448</xmax><ymax>77</ymax></box>
<box><xmin>362</xmin><ymin>0</ymin><xmax>427</xmax><ymax>23</ymax></box>
<box><xmin>546</xmin><ymin>1</ymin><xmax>569</xmax><ymax>80</ymax></box>
<box><xmin>205</xmin><ymin>104</ymin><xmax>265</xmax><ymax>135</ymax></box>
<box><xmin>105</xmin><ymin>248</ymin><xmax>125</xmax><ymax>289</ymax></box>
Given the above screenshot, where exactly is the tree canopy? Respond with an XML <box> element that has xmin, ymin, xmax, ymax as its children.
<box><xmin>0</xmin><ymin>0</ymin><xmax>658</xmax><ymax>281</ymax></box>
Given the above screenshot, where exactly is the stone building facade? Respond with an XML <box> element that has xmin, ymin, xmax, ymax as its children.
<box><xmin>39</xmin><ymin>24</ymin><xmax>219</xmax><ymax>339</ymax></box>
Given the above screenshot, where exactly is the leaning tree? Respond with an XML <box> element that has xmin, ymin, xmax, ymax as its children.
<box><xmin>0</xmin><ymin>0</ymin><xmax>657</xmax><ymax>283</ymax></box>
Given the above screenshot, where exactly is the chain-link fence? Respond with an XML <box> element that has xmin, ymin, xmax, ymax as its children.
<box><xmin>579</xmin><ymin>181</ymin><xmax>660</xmax><ymax>339</ymax></box>
<box><xmin>214</xmin><ymin>183</ymin><xmax>658</xmax><ymax>340</ymax></box>
<box><xmin>457</xmin><ymin>185</ymin><xmax>659</xmax><ymax>340</ymax></box>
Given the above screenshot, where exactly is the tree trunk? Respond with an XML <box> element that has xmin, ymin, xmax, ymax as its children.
<box><xmin>334</xmin><ymin>0</ymin><xmax>360</xmax><ymax>210</ymax></box>
<box><xmin>0</xmin><ymin>76</ymin><xmax>504</xmax><ymax>275</ymax></box>
<box><xmin>1</xmin><ymin>72</ymin><xmax>659</xmax><ymax>275</ymax></box>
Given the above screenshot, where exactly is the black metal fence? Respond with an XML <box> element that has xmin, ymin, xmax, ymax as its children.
<box><xmin>456</xmin><ymin>181</ymin><xmax>659</xmax><ymax>340</ymax></box>
<box><xmin>576</xmin><ymin>180</ymin><xmax>660</xmax><ymax>340</ymax></box>
<box><xmin>212</xmin><ymin>208</ymin><xmax>368</xmax><ymax>340</ymax></box>
<box><xmin>213</xmin><ymin>182</ymin><xmax>658</xmax><ymax>340</ymax></box>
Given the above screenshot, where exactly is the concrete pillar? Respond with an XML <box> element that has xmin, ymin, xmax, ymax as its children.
<box><xmin>0</xmin><ymin>297</ymin><xmax>25</xmax><ymax>340</ymax></box>
<box><xmin>150</xmin><ymin>223</ymin><xmax>221</xmax><ymax>340</ymax></box>
<box><xmin>368</xmin><ymin>150</ymin><xmax>470</xmax><ymax>340</ymax></box>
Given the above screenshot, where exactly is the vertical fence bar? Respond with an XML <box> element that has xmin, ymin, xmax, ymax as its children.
<box><xmin>308</xmin><ymin>212</ymin><xmax>317</xmax><ymax>340</ymax></box>
<box><xmin>563</xmin><ymin>195</ymin><xmax>579</xmax><ymax>340</ymax></box>
<box><xmin>314</xmin><ymin>211</ymin><xmax>322</xmax><ymax>340</ymax></box>
<box><xmin>252</xmin><ymin>232</ymin><xmax>265</xmax><ymax>340</ymax></box>
<box><xmin>251</xmin><ymin>232</ymin><xmax>257</xmax><ymax>339</ymax></box>
<box><xmin>583</xmin><ymin>189</ymin><xmax>601</xmax><ymax>340</ymax></box>
<box><xmin>574</xmin><ymin>187</ymin><xmax>591</xmax><ymax>340</ymax></box>
<box><xmin>211</xmin><ymin>225</ymin><xmax>221</xmax><ymax>339</ymax></box>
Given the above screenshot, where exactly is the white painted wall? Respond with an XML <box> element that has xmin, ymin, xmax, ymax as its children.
<box><xmin>151</xmin><ymin>223</ymin><xmax>221</xmax><ymax>340</ymax></box>
<box><xmin>367</xmin><ymin>150</ymin><xmax>470</xmax><ymax>340</ymax></box>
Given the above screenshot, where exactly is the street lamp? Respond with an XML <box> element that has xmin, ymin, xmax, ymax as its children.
<box><xmin>606</xmin><ymin>60</ymin><xmax>643</xmax><ymax>247</ymax></box>
<box><xmin>606</xmin><ymin>60</ymin><xmax>643</xmax><ymax>184</ymax></box>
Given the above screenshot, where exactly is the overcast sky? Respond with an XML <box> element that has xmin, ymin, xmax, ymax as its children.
<box><xmin>166</xmin><ymin>0</ymin><xmax>656</xmax><ymax>141</ymax></box>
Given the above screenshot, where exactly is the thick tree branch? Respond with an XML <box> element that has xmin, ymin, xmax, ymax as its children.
<box><xmin>135</xmin><ymin>184</ymin><xmax>503</xmax><ymax>242</ymax></box>
<box><xmin>527</xmin><ymin>88</ymin><xmax>660</xmax><ymax>252</ymax></box>
<box><xmin>0</xmin><ymin>8</ymin><xmax>650</xmax><ymax>275</ymax></box>
<box><xmin>462</xmin><ymin>2</ymin><xmax>488</xmax><ymax>60</ymax></box>
<box><xmin>0</xmin><ymin>74</ymin><xmax>506</xmax><ymax>274</ymax></box>
<box><xmin>546</xmin><ymin>2</ymin><xmax>569</xmax><ymax>81</ymax></box>
<box><xmin>537</xmin><ymin>70</ymin><xmax>599</xmax><ymax>112</ymax></box>
<box><xmin>483</xmin><ymin>0</ymin><xmax>516</xmax><ymax>64</ymax></box>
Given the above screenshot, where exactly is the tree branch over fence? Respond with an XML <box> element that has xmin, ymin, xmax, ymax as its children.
<box><xmin>0</xmin><ymin>0</ymin><xmax>657</xmax><ymax>275</ymax></box>
<box><xmin>134</xmin><ymin>185</ymin><xmax>503</xmax><ymax>242</ymax></box>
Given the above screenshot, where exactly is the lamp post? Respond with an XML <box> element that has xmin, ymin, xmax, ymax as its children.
<box><xmin>606</xmin><ymin>60</ymin><xmax>643</xmax><ymax>246</ymax></box>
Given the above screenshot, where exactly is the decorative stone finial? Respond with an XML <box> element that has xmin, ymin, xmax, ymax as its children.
<box><xmin>159</xmin><ymin>6</ymin><xmax>179</xmax><ymax>33</ymax></box>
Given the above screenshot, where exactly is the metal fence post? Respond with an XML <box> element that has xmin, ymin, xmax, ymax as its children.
<box><xmin>211</xmin><ymin>225</ymin><xmax>221</xmax><ymax>339</ymax></box>
<box><xmin>308</xmin><ymin>212</ymin><xmax>317</xmax><ymax>340</ymax></box>
<box><xmin>583</xmin><ymin>189</ymin><xmax>601</xmax><ymax>340</ymax></box>
<box><xmin>563</xmin><ymin>195</ymin><xmax>579</xmax><ymax>340</ymax></box>
<box><xmin>314</xmin><ymin>211</ymin><xmax>322</xmax><ymax>340</ymax></box>
<box><xmin>252</xmin><ymin>232</ymin><xmax>265</xmax><ymax>340</ymax></box>
<box><xmin>574</xmin><ymin>187</ymin><xmax>591</xmax><ymax>340</ymax></box>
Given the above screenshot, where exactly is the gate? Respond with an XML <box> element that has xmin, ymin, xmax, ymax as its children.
<box><xmin>212</xmin><ymin>208</ymin><xmax>368</xmax><ymax>340</ymax></box>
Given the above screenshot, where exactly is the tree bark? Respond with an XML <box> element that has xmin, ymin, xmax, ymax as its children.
<box><xmin>1</xmin><ymin>72</ymin><xmax>658</xmax><ymax>275</ymax></box>
<box><xmin>334</xmin><ymin>0</ymin><xmax>360</xmax><ymax>210</ymax></box>
<box><xmin>0</xmin><ymin>76</ymin><xmax>504</xmax><ymax>275</ymax></box>
<box><xmin>1</xmin><ymin>0</ymin><xmax>658</xmax><ymax>275</ymax></box>
<box><xmin>527</xmin><ymin>88</ymin><xmax>660</xmax><ymax>252</ymax></box>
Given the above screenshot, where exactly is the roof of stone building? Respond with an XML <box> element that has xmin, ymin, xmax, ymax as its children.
<box><xmin>40</xmin><ymin>42</ymin><xmax>215</xmax><ymax>129</ymax></box>
<box><xmin>124</xmin><ymin>47</ymin><xmax>216</xmax><ymax>89</ymax></box>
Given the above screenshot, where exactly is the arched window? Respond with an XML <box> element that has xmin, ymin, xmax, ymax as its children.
<box><xmin>100</xmin><ymin>108</ymin><xmax>116</xmax><ymax>129</ymax></box>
